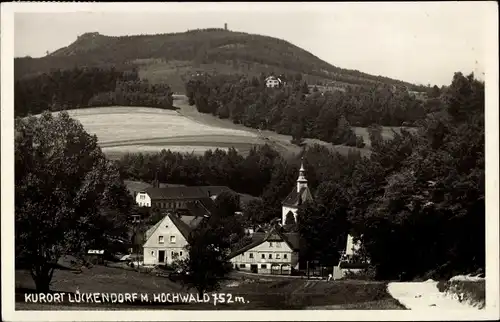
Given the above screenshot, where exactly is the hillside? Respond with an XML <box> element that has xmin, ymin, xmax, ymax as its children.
<box><xmin>14</xmin><ymin>29</ymin><xmax>425</xmax><ymax>92</ymax></box>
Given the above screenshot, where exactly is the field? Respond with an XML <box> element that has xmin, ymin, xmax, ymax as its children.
<box><xmin>63</xmin><ymin>104</ymin><xmax>262</xmax><ymax>160</ymax></box>
<box><xmin>64</xmin><ymin>95</ymin><xmax>376</xmax><ymax>160</ymax></box>
<box><xmin>15</xmin><ymin>264</ymin><xmax>405</xmax><ymax>310</ymax></box>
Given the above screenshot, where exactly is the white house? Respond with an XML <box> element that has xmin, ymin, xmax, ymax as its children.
<box><xmin>281</xmin><ymin>159</ymin><xmax>313</xmax><ymax>225</ymax></box>
<box><xmin>229</xmin><ymin>227</ymin><xmax>300</xmax><ymax>275</ymax></box>
<box><xmin>265</xmin><ymin>76</ymin><xmax>282</xmax><ymax>88</ymax></box>
<box><xmin>136</xmin><ymin>191</ymin><xmax>152</xmax><ymax>207</ymax></box>
<box><xmin>143</xmin><ymin>212</ymin><xmax>206</xmax><ymax>266</ymax></box>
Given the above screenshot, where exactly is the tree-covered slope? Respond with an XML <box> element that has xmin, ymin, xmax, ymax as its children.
<box><xmin>15</xmin><ymin>29</ymin><xmax>425</xmax><ymax>91</ymax></box>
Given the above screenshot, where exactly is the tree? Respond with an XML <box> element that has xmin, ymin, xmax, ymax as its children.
<box><xmin>368</xmin><ymin>124</ymin><xmax>383</xmax><ymax>148</ymax></box>
<box><xmin>176</xmin><ymin>214</ymin><xmax>233</xmax><ymax>296</ymax></box>
<box><xmin>298</xmin><ymin>182</ymin><xmax>351</xmax><ymax>266</ymax></box>
<box><xmin>15</xmin><ymin>111</ymin><xmax>133</xmax><ymax>291</ymax></box>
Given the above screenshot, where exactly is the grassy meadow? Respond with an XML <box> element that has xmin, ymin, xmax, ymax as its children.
<box><xmin>63</xmin><ymin>105</ymin><xmax>261</xmax><ymax>159</ymax></box>
<box><xmin>60</xmin><ymin>95</ymin><xmax>409</xmax><ymax>160</ymax></box>
<box><xmin>15</xmin><ymin>264</ymin><xmax>404</xmax><ymax>310</ymax></box>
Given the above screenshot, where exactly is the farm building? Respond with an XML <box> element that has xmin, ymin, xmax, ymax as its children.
<box><xmin>134</xmin><ymin>182</ymin><xmax>238</xmax><ymax>210</ymax></box>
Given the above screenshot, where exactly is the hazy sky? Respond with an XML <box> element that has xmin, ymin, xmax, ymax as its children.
<box><xmin>13</xmin><ymin>2</ymin><xmax>494</xmax><ymax>86</ymax></box>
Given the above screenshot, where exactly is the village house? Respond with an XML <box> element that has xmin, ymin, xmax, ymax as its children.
<box><xmin>281</xmin><ymin>159</ymin><xmax>313</xmax><ymax>225</ymax></box>
<box><xmin>265</xmin><ymin>75</ymin><xmax>282</xmax><ymax>88</ymax></box>
<box><xmin>142</xmin><ymin>204</ymin><xmax>211</xmax><ymax>266</ymax></box>
<box><xmin>228</xmin><ymin>226</ymin><xmax>300</xmax><ymax>275</ymax></box>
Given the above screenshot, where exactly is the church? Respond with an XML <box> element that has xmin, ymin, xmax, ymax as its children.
<box><xmin>228</xmin><ymin>158</ymin><xmax>312</xmax><ymax>274</ymax></box>
<box><xmin>281</xmin><ymin>159</ymin><xmax>313</xmax><ymax>225</ymax></box>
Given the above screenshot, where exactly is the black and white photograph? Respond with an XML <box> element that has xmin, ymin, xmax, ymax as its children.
<box><xmin>1</xmin><ymin>2</ymin><xmax>499</xmax><ymax>321</ymax></box>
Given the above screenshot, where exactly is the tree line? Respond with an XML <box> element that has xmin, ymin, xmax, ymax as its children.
<box><xmin>185</xmin><ymin>73</ymin><xmax>432</xmax><ymax>146</ymax></box>
<box><xmin>14</xmin><ymin>67</ymin><xmax>174</xmax><ymax>117</ymax></box>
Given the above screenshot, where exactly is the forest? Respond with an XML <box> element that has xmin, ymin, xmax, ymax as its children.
<box><xmin>185</xmin><ymin>73</ymin><xmax>438</xmax><ymax>146</ymax></box>
<box><xmin>14</xmin><ymin>67</ymin><xmax>174</xmax><ymax>117</ymax></box>
<box><xmin>117</xmin><ymin>71</ymin><xmax>485</xmax><ymax>281</ymax></box>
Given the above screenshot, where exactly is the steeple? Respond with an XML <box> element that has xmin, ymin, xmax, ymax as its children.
<box><xmin>297</xmin><ymin>157</ymin><xmax>308</xmax><ymax>192</ymax></box>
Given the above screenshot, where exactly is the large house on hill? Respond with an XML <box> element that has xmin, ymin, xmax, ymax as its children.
<box><xmin>281</xmin><ymin>159</ymin><xmax>313</xmax><ymax>225</ymax></box>
<box><xmin>229</xmin><ymin>226</ymin><xmax>300</xmax><ymax>275</ymax></box>
<box><xmin>135</xmin><ymin>184</ymin><xmax>237</xmax><ymax>210</ymax></box>
<box><xmin>265</xmin><ymin>76</ymin><xmax>283</xmax><ymax>88</ymax></box>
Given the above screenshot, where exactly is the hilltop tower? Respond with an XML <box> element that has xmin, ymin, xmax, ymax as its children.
<box><xmin>281</xmin><ymin>157</ymin><xmax>313</xmax><ymax>225</ymax></box>
<box><xmin>224</xmin><ymin>23</ymin><xmax>228</xmax><ymax>30</ymax></box>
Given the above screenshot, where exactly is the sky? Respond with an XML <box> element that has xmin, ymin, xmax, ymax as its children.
<box><xmin>12</xmin><ymin>2</ymin><xmax>495</xmax><ymax>86</ymax></box>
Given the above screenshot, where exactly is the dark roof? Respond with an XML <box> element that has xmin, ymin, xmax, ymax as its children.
<box><xmin>228</xmin><ymin>227</ymin><xmax>299</xmax><ymax>259</ymax></box>
<box><xmin>167</xmin><ymin>212</ymin><xmax>207</xmax><ymax>241</ymax></box>
<box><xmin>144</xmin><ymin>186</ymin><xmax>233</xmax><ymax>201</ymax></box>
<box><xmin>282</xmin><ymin>187</ymin><xmax>313</xmax><ymax>207</ymax></box>
<box><xmin>282</xmin><ymin>232</ymin><xmax>301</xmax><ymax>251</ymax></box>
<box><xmin>185</xmin><ymin>198</ymin><xmax>216</xmax><ymax>217</ymax></box>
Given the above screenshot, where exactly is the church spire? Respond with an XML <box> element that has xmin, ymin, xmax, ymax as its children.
<box><xmin>297</xmin><ymin>157</ymin><xmax>307</xmax><ymax>192</ymax></box>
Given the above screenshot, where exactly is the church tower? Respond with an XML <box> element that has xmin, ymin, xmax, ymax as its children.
<box><xmin>281</xmin><ymin>157</ymin><xmax>313</xmax><ymax>225</ymax></box>
<box><xmin>296</xmin><ymin>158</ymin><xmax>308</xmax><ymax>193</ymax></box>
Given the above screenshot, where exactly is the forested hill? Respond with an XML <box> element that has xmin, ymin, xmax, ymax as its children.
<box><xmin>15</xmin><ymin>29</ymin><xmax>425</xmax><ymax>91</ymax></box>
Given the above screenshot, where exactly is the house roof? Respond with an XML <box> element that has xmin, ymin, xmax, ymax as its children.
<box><xmin>144</xmin><ymin>219</ymin><xmax>163</xmax><ymax>241</ymax></box>
<box><xmin>143</xmin><ymin>185</ymin><xmax>233</xmax><ymax>200</ymax></box>
<box><xmin>144</xmin><ymin>211</ymin><xmax>208</xmax><ymax>245</ymax></box>
<box><xmin>228</xmin><ymin>227</ymin><xmax>299</xmax><ymax>259</ymax></box>
<box><xmin>282</xmin><ymin>187</ymin><xmax>313</xmax><ymax>207</ymax></box>
<box><xmin>185</xmin><ymin>198</ymin><xmax>216</xmax><ymax>218</ymax></box>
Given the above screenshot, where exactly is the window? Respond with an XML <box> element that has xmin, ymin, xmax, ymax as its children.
<box><xmin>276</xmin><ymin>254</ymin><xmax>281</xmax><ymax>259</ymax></box>
<box><xmin>269</xmin><ymin>242</ymin><xmax>273</xmax><ymax>247</ymax></box>
<box><xmin>180</xmin><ymin>251</ymin><xmax>183</xmax><ymax>256</ymax></box>
<box><xmin>170</xmin><ymin>236</ymin><xmax>176</xmax><ymax>243</ymax></box>
<box><xmin>269</xmin><ymin>254</ymin><xmax>272</xmax><ymax>259</ymax></box>
<box><xmin>239</xmin><ymin>264</ymin><xmax>246</xmax><ymax>268</ymax></box>
<box><xmin>276</xmin><ymin>242</ymin><xmax>281</xmax><ymax>248</ymax></box>
<box><xmin>284</xmin><ymin>254</ymin><xmax>288</xmax><ymax>259</ymax></box>
<box><xmin>261</xmin><ymin>264</ymin><xmax>267</xmax><ymax>269</ymax></box>
<box><xmin>249</xmin><ymin>253</ymin><xmax>254</xmax><ymax>259</ymax></box>
<box><xmin>151</xmin><ymin>251</ymin><xmax>155</xmax><ymax>257</ymax></box>
<box><xmin>158</xmin><ymin>236</ymin><xmax>164</xmax><ymax>244</ymax></box>
<box><xmin>261</xmin><ymin>254</ymin><xmax>265</xmax><ymax>259</ymax></box>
